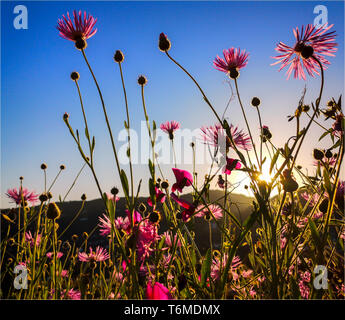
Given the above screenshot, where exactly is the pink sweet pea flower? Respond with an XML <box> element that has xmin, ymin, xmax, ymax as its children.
<box><xmin>171</xmin><ymin>168</ymin><xmax>193</xmax><ymax>193</ymax></box>
<box><xmin>223</xmin><ymin>158</ymin><xmax>241</xmax><ymax>175</ymax></box>
<box><xmin>170</xmin><ymin>192</ymin><xmax>195</xmax><ymax>222</ymax></box>
<box><xmin>146</xmin><ymin>281</ymin><xmax>173</xmax><ymax>300</ymax></box>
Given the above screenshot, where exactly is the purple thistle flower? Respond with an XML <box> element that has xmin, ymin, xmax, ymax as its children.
<box><xmin>6</xmin><ymin>187</ymin><xmax>38</xmax><ymax>205</ymax></box>
<box><xmin>272</xmin><ymin>24</ymin><xmax>337</xmax><ymax>80</ymax></box>
<box><xmin>78</xmin><ymin>246</ymin><xmax>109</xmax><ymax>262</ymax></box>
<box><xmin>57</xmin><ymin>10</ymin><xmax>97</xmax><ymax>42</ymax></box>
<box><xmin>213</xmin><ymin>48</ymin><xmax>249</xmax><ymax>73</ymax></box>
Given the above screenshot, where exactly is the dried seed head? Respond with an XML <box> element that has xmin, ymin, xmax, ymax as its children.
<box><xmin>70</xmin><ymin>71</ymin><xmax>80</xmax><ymax>81</ymax></box>
<box><xmin>19</xmin><ymin>176</ymin><xmax>24</xmax><ymax>181</ymax></box>
<box><xmin>47</xmin><ymin>192</ymin><xmax>53</xmax><ymax>199</ymax></box>
<box><xmin>41</xmin><ymin>163</ymin><xmax>47</xmax><ymax>170</ymax></box>
<box><xmin>113</xmin><ymin>50</ymin><xmax>124</xmax><ymax>63</ymax></box>
<box><xmin>46</xmin><ymin>202</ymin><xmax>61</xmax><ymax>220</ymax></box>
<box><xmin>63</xmin><ymin>112</ymin><xmax>69</xmax><ymax>121</ymax></box>
<box><xmin>325</xmin><ymin>149</ymin><xmax>333</xmax><ymax>159</ymax></box>
<box><xmin>60</xmin><ymin>164</ymin><xmax>66</xmax><ymax>170</ymax></box>
<box><xmin>81</xmin><ymin>193</ymin><xmax>87</xmax><ymax>201</ymax></box>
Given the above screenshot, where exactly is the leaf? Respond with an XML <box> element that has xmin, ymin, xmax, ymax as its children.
<box><xmin>120</xmin><ymin>170</ymin><xmax>129</xmax><ymax>202</ymax></box>
<box><xmin>308</xmin><ymin>217</ymin><xmax>322</xmax><ymax>249</ymax></box>
<box><xmin>91</xmin><ymin>136</ymin><xmax>95</xmax><ymax>152</ymax></box>
<box><xmin>270</xmin><ymin>148</ymin><xmax>280</xmax><ymax>174</ymax></box>
<box><xmin>323</xmin><ymin>168</ymin><xmax>332</xmax><ymax>196</ymax></box>
<box><xmin>85</xmin><ymin>128</ymin><xmax>90</xmax><ymax>140</ymax></box>
<box><xmin>149</xmin><ymin>178</ymin><xmax>156</xmax><ymax>207</ymax></box>
<box><xmin>318</xmin><ymin>130</ymin><xmax>330</xmax><ymax>142</ymax></box>
<box><xmin>200</xmin><ymin>248</ymin><xmax>212</xmax><ymax>287</ymax></box>
<box><xmin>148</xmin><ymin>159</ymin><xmax>155</xmax><ymax>179</ymax></box>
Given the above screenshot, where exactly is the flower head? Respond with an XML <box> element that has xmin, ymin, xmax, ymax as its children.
<box><xmin>223</xmin><ymin>157</ymin><xmax>241</xmax><ymax>175</ymax></box>
<box><xmin>170</xmin><ymin>192</ymin><xmax>196</xmax><ymax>222</ymax></box>
<box><xmin>78</xmin><ymin>246</ymin><xmax>109</xmax><ymax>262</ymax></box>
<box><xmin>272</xmin><ymin>24</ymin><xmax>337</xmax><ymax>80</ymax></box>
<box><xmin>195</xmin><ymin>204</ymin><xmax>223</xmax><ymax>220</ymax></box>
<box><xmin>6</xmin><ymin>187</ymin><xmax>38</xmax><ymax>205</ymax></box>
<box><xmin>214</xmin><ymin>48</ymin><xmax>249</xmax><ymax>78</ymax></box>
<box><xmin>146</xmin><ymin>281</ymin><xmax>173</xmax><ymax>300</ymax></box>
<box><xmin>25</xmin><ymin>231</ymin><xmax>41</xmax><ymax>248</ymax></box>
<box><xmin>147</xmin><ymin>187</ymin><xmax>166</xmax><ymax>207</ymax></box>
<box><xmin>200</xmin><ymin>124</ymin><xmax>252</xmax><ymax>152</ymax></box>
<box><xmin>160</xmin><ymin>121</ymin><xmax>180</xmax><ymax>140</ymax></box>
<box><xmin>171</xmin><ymin>168</ymin><xmax>193</xmax><ymax>193</ymax></box>
<box><xmin>57</xmin><ymin>10</ymin><xmax>97</xmax><ymax>42</ymax></box>
<box><xmin>46</xmin><ymin>252</ymin><xmax>63</xmax><ymax>259</ymax></box>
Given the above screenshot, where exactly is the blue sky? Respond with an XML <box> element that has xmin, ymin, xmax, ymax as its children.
<box><xmin>1</xmin><ymin>1</ymin><xmax>344</xmax><ymax>207</ymax></box>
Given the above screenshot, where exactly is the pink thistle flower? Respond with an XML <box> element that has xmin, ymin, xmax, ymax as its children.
<box><xmin>98</xmin><ymin>214</ymin><xmax>127</xmax><ymax>236</ymax></box>
<box><xmin>171</xmin><ymin>168</ymin><xmax>193</xmax><ymax>193</ymax></box>
<box><xmin>6</xmin><ymin>187</ymin><xmax>38</xmax><ymax>205</ymax></box>
<box><xmin>46</xmin><ymin>252</ymin><xmax>63</xmax><ymax>259</ymax></box>
<box><xmin>125</xmin><ymin>209</ymin><xmax>142</xmax><ymax>227</ymax></box>
<box><xmin>272</xmin><ymin>24</ymin><xmax>337</xmax><ymax>80</ymax></box>
<box><xmin>213</xmin><ymin>48</ymin><xmax>249</xmax><ymax>74</ymax></box>
<box><xmin>210</xmin><ymin>254</ymin><xmax>241</xmax><ymax>281</ymax></box>
<box><xmin>241</xmin><ymin>269</ymin><xmax>253</xmax><ymax>279</ymax></box>
<box><xmin>78</xmin><ymin>246</ymin><xmax>109</xmax><ymax>262</ymax></box>
<box><xmin>195</xmin><ymin>204</ymin><xmax>223</xmax><ymax>220</ymax></box>
<box><xmin>146</xmin><ymin>281</ymin><xmax>173</xmax><ymax>300</ymax></box>
<box><xmin>25</xmin><ymin>231</ymin><xmax>41</xmax><ymax>248</ymax></box>
<box><xmin>57</xmin><ymin>10</ymin><xmax>97</xmax><ymax>42</ymax></box>
<box><xmin>200</xmin><ymin>124</ymin><xmax>252</xmax><ymax>152</ymax></box>
<box><xmin>163</xmin><ymin>231</ymin><xmax>181</xmax><ymax>248</ymax></box>
<box><xmin>62</xmin><ymin>289</ymin><xmax>81</xmax><ymax>300</ymax></box>
<box><xmin>160</xmin><ymin>121</ymin><xmax>180</xmax><ymax>140</ymax></box>
<box><xmin>223</xmin><ymin>157</ymin><xmax>241</xmax><ymax>175</ymax></box>
<box><xmin>136</xmin><ymin>221</ymin><xmax>160</xmax><ymax>262</ymax></box>
<box><xmin>147</xmin><ymin>187</ymin><xmax>166</xmax><ymax>207</ymax></box>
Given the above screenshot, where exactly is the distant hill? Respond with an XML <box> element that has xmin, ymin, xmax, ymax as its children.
<box><xmin>1</xmin><ymin>190</ymin><xmax>254</xmax><ymax>254</ymax></box>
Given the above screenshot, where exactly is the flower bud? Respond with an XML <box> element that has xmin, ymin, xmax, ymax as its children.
<box><xmin>251</xmin><ymin>97</ymin><xmax>261</xmax><ymax>107</ymax></box>
<box><xmin>63</xmin><ymin>113</ymin><xmax>69</xmax><ymax>121</ymax></box>
<box><xmin>60</xmin><ymin>164</ymin><xmax>66</xmax><ymax>170</ymax></box>
<box><xmin>161</xmin><ymin>180</ymin><xmax>169</xmax><ymax>189</ymax></box>
<box><xmin>313</xmin><ymin>149</ymin><xmax>324</xmax><ymax>161</ymax></box>
<box><xmin>70</xmin><ymin>71</ymin><xmax>80</xmax><ymax>81</ymax></box>
<box><xmin>158</xmin><ymin>33</ymin><xmax>171</xmax><ymax>52</ymax></box>
<box><xmin>46</xmin><ymin>202</ymin><xmax>61</xmax><ymax>220</ymax></box>
<box><xmin>148</xmin><ymin>211</ymin><xmax>161</xmax><ymax>224</ymax></box>
<box><xmin>81</xmin><ymin>193</ymin><xmax>87</xmax><ymax>201</ymax></box>
<box><xmin>75</xmin><ymin>38</ymin><xmax>87</xmax><ymax>50</ymax></box>
<box><xmin>137</xmin><ymin>75</ymin><xmax>147</xmax><ymax>86</ymax></box>
<box><xmin>111</xmin><ymin>187</ymin><xmax>119</xmax><ymax>195</ymax></box>
<box><xmin>113</xmin><ymin>50</ymin><xmax>124</xmax><ymax>63</ymax></box>
<box><xmin>41</xmin><ymin>163</ymin><xmax>47</xmax><ymax>170</ymax></box>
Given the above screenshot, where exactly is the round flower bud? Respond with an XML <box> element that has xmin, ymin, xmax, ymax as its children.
<box><xmin>158</xmin><ymin>33</ymin><xmax>171</xmax><ymax>52</ymax></box>
<box><xmin>111</xmin><ymin>187</ymin><xmax>119</xmax><ymax>195</ymax></box>
<box><xmin>161</xmin><ymin>180</ymin><xmax>169</xmax><ymax>189</ymax></box>
<box><xmin>302</xmin><ymin>105</ymin><xmax>310</xmax><ymax>112</ymax></box>
<box><xmin>60</xmin><ymin>164</ymin><xmax>66</xmax><ymax>170</ymax></box>
<box><xmin>229</xmin><ymin>68</ymin><xmax>239</xmax><ymax>80</ymax></box>
<box><xmin>325</xmin><ymin>149</ymin><xmax>333</xmax><ymax>159</ymax></box>
<box><xmin>301</xmin><ymin>45</ymin><xmax>314</xmax><ymax>59</ymax></box>
<box><xmin>251</xmin><ymin>97</ymin><xmax>261</xmax><ymax>107</ymax></box>
<box><xmin>39</xmin><ymin>193</ymin><xmax>48</xmax><ymax>202</ymax></box>
<box><xmin>149</xmin><ymin>211</ymin><xmax>161</xmax><ymax>224</ymax></box>
<box><xmin>313</xmin><ymin>149</ymin><xmax>324</xmax><ymax>161</ymax></box>
<box><xmin>75</xmin><ymin>38</ymin><xmax>87</xmax><ymax>50</ymax></box>
<box><xmin>19</xmin><ymin>176</ymin><xmax>24</xmax><ymax>181</ymax></box>
<box><xmin>41</xmin><ymin>163</ymin><xmax>47</xmax><ymax>170</ymax></box>
<box><xmin>113</xmin><ymin>50</ymin><xmax>124</xmax><ymax>63</ymax></box>
<box><xmin>46</xmin><ymin>202</ymin><xmax>61</xmax><ymax>220</ymax></box>
<box><xmin>81</xmin><ymin>193</ymin><xmax>87</xmax><ymax>201</ymax></box>
<box><xmin>63</xmin><ymin>112</ymin><xmax>69</xmax><ymax>121</ymax></box>
<box><xmin>72</xmin><ymin>234</ymin><xmax>78</xmax><ymax>242</ymax></box>
<box><xmin>137</xmin><ymin>75</ymin><xmax>147</xmax><ymax>86</ymax></box>
<box><xmin>70</xmin><ymin>71</ymin><xmax>80</xmax><ymax>81</ymax></box>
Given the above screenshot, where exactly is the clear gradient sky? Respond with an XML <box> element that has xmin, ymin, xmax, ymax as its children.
<box><xmin>1</xmin><ymin>1</ymin><xmax>344</xmax><ymax>208</ymax></box>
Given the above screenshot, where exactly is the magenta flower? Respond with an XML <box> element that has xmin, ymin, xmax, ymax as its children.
<box><xmin>170</xmin><ymin>192</ymin><xmax>196</xmax><ymax>222</ymax></box>
<box><xmin>163</xmin><ymin>231</ymin><xmax>181</xmax><ymax>248</ymax></box>
<box><xmin>171</xmin><ymin>168</ymin><xmax>193</xmax><ymax>193</ymax></box>
<box><xmin>223</xmin><ymin>157</ymin><xmax>241</xmax><ymax>175</ymax></box>
<box><xmin>201</xmin><ymin>124</ymin><xmax>252</xmax><ymax>152</ymax></box>
<box><xmin>195</xmin><ymin>204</ymin><xmax>223</xmax><ymax>220</ymax></box>
<box><xmin>51</xmin><ymin>289</ymin><xmax>81</xmax><ymax>300</ymax></box>
<box><xmin>98</xmin><ymin>214</ymin><xmax>127</xmax><ymax>236</ymax></box>
<box><xmin>160</xmin><ymin>121</ymin><xmax>180</xmax><ymax>140</ymax></box>
<box><xmin>147</xmin><ymin>187</ymin><xmax>166</xmax><ymax>207</ymax></box>
<box><xmin>46</xmin><ymin>252</ymin><xmax>63</xmax><ymax>259</ymax></box>
<box><xmin>210</xmin><ymin>254</ymin><xmax>241</xmax><ymax>281</ymax></box>
<box><xmin>146</xmin><ymin>281</ymin><xmax>173</xmax><ymax>300</ymax></box>
<box><xmin>6</xmin><ymin>187</ymin><xmax>38</xmax><ymax>205</ymax></box>
<box><xmin>106</xmin><ymin>192</ymin><xmax>120</xmax><ymax>202</ymax></box>
<box><xmin>213</xmin><ymin>48</ymin><xmax>249</xmax><ymax>74</ymax></box>
<box><xmin>272</xmin><ymin>24</ymin><xmax>337</xmax><ymax>80</ymax></box>
<box><xmin>57</xmin><ymin>10</ymin><xmax>97</xmax><ymax>42</ymax></box>
<box><xmin>25</xmin><ymin>231</ymin><xmax>41</xmax><ymax>248</ymax></box>
<box><xmin>78</xmin><ymin>246</ymin><xmax>109</xmax><ymax>262</ymax></box>
<box><xmin>136</xmin><ymin>221</ymin><xmax>160</xmax><ymax>262</ymax></box>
